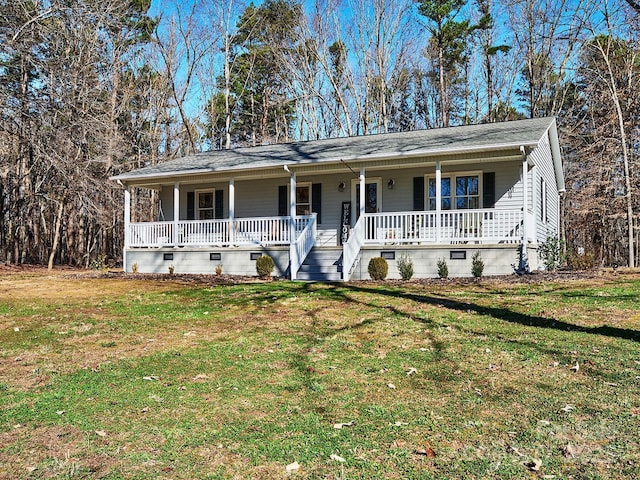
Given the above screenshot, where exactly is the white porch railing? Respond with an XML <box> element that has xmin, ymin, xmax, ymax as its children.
<box><xmin>129</xmin><ymin>222</ymin><xmax>174</xmax><ymax>247</ymax></box>
<box><xmin>363</xmin><ymin>209</ymin><xmax>523</xmax><ymax>244</ymax></box>
<box><xmin>290</xmin><ymin>213</ymin><xmax>317</xmax><ymax>280</ymax></box>
<box><xmin>342</xmin><ymin>215</ymin><xmax>366</xmax><ymax>281</ymax></box>
<box><xmin>127</xmin><ymin>216</ymin><xmax>315</xmax><ymax>248</ymax></box>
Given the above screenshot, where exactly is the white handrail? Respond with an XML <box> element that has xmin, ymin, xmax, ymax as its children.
<box><xmin>127</xmin><ymin>216</ymin><xmax>317</xmax><ymax>248</ymax></box>
<box><xmin>342</xmin><ymin>215</ymin><xmax>366</xmax><ymax>281</ymax></box>
<box><xmin>290</xmin><ymin>213</ymin><xmax>317</xmax><ymax>280</ymax></box>
<box><xmin>363</xmin><ymin>209</ymin><xmax>523</xmax><ymax>244</ymax></box>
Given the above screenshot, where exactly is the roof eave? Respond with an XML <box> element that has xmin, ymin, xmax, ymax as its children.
<box><xmin>110</xmin><ymin>140</ymin><xmax>540</xmax><ymax>186</ymax></box>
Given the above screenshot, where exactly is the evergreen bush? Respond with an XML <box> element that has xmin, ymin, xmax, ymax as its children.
<box><xmin>437</xmin><ymin>258</ymin><xmax>449</xmax><ymax>279</ymax></box>
<box><xmin>368</xmin><ymin>257</ymin><xmax>388</xmax><ymax>280</ymax></box>
<box><xmin>471</xmin><ymin>251</ymin><xmax>484</xmax><ymax>278</ymax></box>
<box><xmin>397</xmin><ymin>253</ymin><xmax>414</xmax><ymax>280</ymax></box>
<box><xmin>256</xmin><ymin>255</ymin><xmax>275</xmax><ymax>277</ymax></box>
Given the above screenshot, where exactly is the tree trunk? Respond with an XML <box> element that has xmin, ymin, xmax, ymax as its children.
<box><xmin>48</xmin><ymin>200</ymin><xmax>64</xmax><ymax>271</ymax></box>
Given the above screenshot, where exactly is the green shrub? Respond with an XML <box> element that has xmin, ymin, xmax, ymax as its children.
<box><xmin>539</xmin><ymin>235</ymin><xmax>564</xmax><ymax>271</ymax></box>
<box><xmin>437</xmin><ymin>258</ymin><xmax>449</xmax><ymax>279</ymax></box>
<box><xmin>397</xmin><ymin>253</ymin><xmax>414</xmax><ymax>280</ymax></box>
<box><xmin>368</xmin><ymin>257</ymin><xmax>388</xmax><ymax>280</ymax></box>
<box><xmin>471</xmin><ymin>251</ymin><xmax>484</xmax><ymax>278</ymax></box>
<box><xmin>256</xmin><ymin>255</ymin><xmax>275</xmax><ymax>277</ymax></box>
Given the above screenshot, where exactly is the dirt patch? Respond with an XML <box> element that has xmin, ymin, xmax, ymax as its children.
<box><xmin>0</xmin><ymin>424</ymin><xmax>117</xmax><ymax>479</ymax></box>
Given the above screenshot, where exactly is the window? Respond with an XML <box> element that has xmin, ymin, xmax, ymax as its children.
<box><xmin>428</xmin><ymin>178</ymin><xmax>452</xmax><ymax>210</ymax></box>
<box><xmin>427</xmin><ymin>173</ymin><xmax>480</xmax><ymax>210</ymax></box>
<box><xmin>196</xmin><ymin>190</ymin><xmax>215</xmax><ymax>219</ymax></box>
<box><xmin>296</xmin><ymin>183</ymin><xmax>310</xmax><ymax>216</ymax></box>
<box><xmin>455</xmin><ymin>176</ymin><xmax>479</xmax><ymax>209</ymax></box>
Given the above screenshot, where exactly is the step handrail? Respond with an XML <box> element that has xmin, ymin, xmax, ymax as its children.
<box><xmin>342</xmin><ymin>216</ymin><xmax>365</xmax><ymax>281</ymax></box>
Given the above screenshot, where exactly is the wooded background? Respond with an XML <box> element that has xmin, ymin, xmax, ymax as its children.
<box><xmin>1</xmin><ymin>0</ymin><xmax>638</xmax><ymax>269</ymax></box>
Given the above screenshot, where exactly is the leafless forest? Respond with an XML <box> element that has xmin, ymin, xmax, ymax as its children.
<box><xmin>1</xmin><ymin>0</ymin><xmax>638</xmax><ymax>268</ymax></box>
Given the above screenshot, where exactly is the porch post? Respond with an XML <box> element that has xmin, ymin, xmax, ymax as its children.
<box><xmin>289</xmin><ymin>170</ymin><xmax>297</xmax><ymax>279</ymax></box>
<box><xmin>228</xmin><ymin>178</ymin><xmax>235</xmax><ymax>220</ymax></box>
<box><xmin>435</xmin><ymin>161</ymin><xmax>441</xmax><ymax>243</ymax></box>
<box><xmin>173</xmin><ymin>182</ymin><xmax>180</xmax><ymax>246</ymax></box>
<box><xmin>123</xmin><ymin>185</ymin><xmax>131</xmax><ymax>272</ymax></box>
<box><xmin>228</xmin><ymin>178</ymin><xmax>235</xmax><ymax>244</ymax></box>
<box><xmin>520</xmin><ymin>150</ymin><xmax>529</xmax><ymax>271</ymax></box>
<box><xmin>359</xmin><ymin>166</ymin><xmax>365</xmax><ymax>218</ymax></box>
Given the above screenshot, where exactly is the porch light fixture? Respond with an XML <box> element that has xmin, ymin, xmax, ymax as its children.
<box><xmin>387</xmin><ymin>178</ymin><xmax>395</xmax><ymax>189</ymax></box>
<box><xmin>338</xmin><ymin>181</ymin><xmax>345</xmax><ymax>192</ymax></box>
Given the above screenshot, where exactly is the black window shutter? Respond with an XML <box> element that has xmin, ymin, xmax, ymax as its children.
<box><xmin>312</xmin><ymin>183</ymin><xmax>322</xmax><ymax>224</ymax></box>
<box><xmin>215</xmin><ymin>190</ymin><xmax>224</xmax><ymax>219</ymax></box>
<box><xmin>278</xmin><ymin>185</ymin><xmax>288</xmax><ymax>216</ymax></box>
<box><xmin>187</xmin><ymin>192</ymin><xmax>195</xmax><ymax>220</ymax></box>
<box><xmin>413</xmin><ymin>177</ymin><xmax>424</xmax><ymax>211</ymax></box>
<box><xmin>483</xmin><ymin>172</ymin><xmax>496</xmax><ymax>208</ymax></box>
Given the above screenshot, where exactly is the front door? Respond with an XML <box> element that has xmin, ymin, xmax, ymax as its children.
<box><xmin>352</xmin><ymin>178</ymin><xmax>381</xmax><ymax>224</ymax></box>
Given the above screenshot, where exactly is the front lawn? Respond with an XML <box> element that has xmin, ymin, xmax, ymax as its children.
<box><xmin>0</xmin><ymin>270</ymin><xmax>638</xmax><ymax>479</ymax></box>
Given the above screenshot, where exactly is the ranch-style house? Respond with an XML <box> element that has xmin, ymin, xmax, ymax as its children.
<box><xmin>111</xmin><ymin>117</ymin><xmax>564</xmax><ymax>281</ymax></box>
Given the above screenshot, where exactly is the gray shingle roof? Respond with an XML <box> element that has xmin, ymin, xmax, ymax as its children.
<box><xmin>112</xmin><ymin>117</ymin><xmax>555</xmax><ymax>182</ymax></box>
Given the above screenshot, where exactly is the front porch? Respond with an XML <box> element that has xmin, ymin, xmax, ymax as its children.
<box><xmin>124</xmin><ymin>208</ymin><xmax>530</xmax><ymax>280</ymax></box>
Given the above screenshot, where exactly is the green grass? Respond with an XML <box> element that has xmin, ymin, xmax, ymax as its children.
<box><xmin>0</xmin><ymin>272</ymin><xmax>639</xmax><ymax>479</ymax></box>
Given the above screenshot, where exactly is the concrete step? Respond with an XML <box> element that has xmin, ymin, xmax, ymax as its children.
<box><xmin>297</xmin><ymin>263</ymin><xmax>343</xmax><ymax>274</ymax></box>
<box><xmin>296</xmin><ymin>271</ymin><xmax>343</xmax><ymax>282</ymax></box>
<box><xmin>296</xmin><ymin>247</ymin><xmax>343</xmax><ymax>281</ymax></box>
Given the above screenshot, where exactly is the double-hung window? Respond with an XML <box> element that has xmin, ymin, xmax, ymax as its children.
<box><xmin>296</xmin><ymin>183</ymin><xmax>311</xmax><ymax>216</ymax></box>
<box><xmin>196</xmin><ymin>190</ymin><xmax>215</xmax><ymax>219</ymax></box>
<box><xmin>427</xmin><ymin>173</ymin><xmax>481</xmax><ymax>210</ymax></box>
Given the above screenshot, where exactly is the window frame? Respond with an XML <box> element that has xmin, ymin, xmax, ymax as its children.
<box><xmin>195</xmin><ymin>188</ymin><xmax>216</xmax><ymax>220</ymax></box>
<box><xmin>425</xmin><ymin>171</ymin><xmax>483</xmax><ymax>211</ymax></box>
<box><xmin>295</xmin><ymin>182</ymin><xmax>311</xmax><ymax>216</ymax></box>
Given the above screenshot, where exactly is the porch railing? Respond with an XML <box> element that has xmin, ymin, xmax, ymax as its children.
<box><xmin>363</xmin><ymin>209</ymin><xmax>523</xmax><ymax>244</ymax></box>
<box><xmin>127</xmin><ymin>215</ymin><xmax>315</xmax><ymax>248</ymax></box>
<box><xmin>342</xmin><ymin>215</ymin><xmax>366</xmax><ymax>281</ymax></box>
<box><xmin>290</xmin><ymin>213</ymin><xmax>317</xmax><ymax>280</ymax></box>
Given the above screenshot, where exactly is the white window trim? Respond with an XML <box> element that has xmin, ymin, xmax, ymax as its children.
<box><xmin>295</xmin><ymin>182</ymin><xmax>312</xmax><ymax>216</ymax></box>
<box><xmin>425</xmin><ymin>170</ymin><xmax>483</xmax><ymax>210</ymax></box>
<box><xmin>195</xmin><ymin>188</ymin><xmax>216</xmax><ymax>220</ymax></box>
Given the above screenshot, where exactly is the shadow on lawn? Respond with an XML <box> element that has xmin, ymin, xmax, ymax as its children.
<box><xmin>334</xmin><ymin>284</ymin><xmax>640</xmax><ymax>343</ymax></box>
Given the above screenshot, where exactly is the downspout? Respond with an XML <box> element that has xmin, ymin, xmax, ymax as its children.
<box><xmin>518</xmin><ymin>146</ymin><xmax>530</xmax><ymax>273</ymax></box>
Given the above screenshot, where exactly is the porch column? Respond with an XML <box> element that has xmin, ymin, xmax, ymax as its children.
<box><xmin>123</xmin><ymin>185</ymin><xmax>131</xmax><ymax>271</ymax></box>
<box><xmin>228</xmin><ymin>178</ymin><xmax>235</xmax><ymax>220</ymax></box>
<box><xmin>435</xmin><ymin>161</ymin><xmax>441</xmax><ymax>243</ymax></box>
<box><xmin>173</xmin><ymin>182</ymin><xmax>180</xmax><ymax>246</ymax></box>
<box><xmin>289</xmin><ymin>170</ymin><xmax>297</xmax><ymax>279</ymax></box>
<box><xmin>359</xmin><ymin>166</ymin><xmax>365</xmax><ymax>218</ymax></box>
<box><xmin>228</xmin><ymin>178</ymin><xmax>235</xmax><ymax>244</ymax></box>
<box><xmin>520</xmin><ymin>150</ymin><xmax>529</xmax><ymax>270</ymax></box>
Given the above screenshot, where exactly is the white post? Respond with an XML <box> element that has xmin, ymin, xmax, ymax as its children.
<box><xmin>123</xmin><ymin>185</ymin><xmax>131</xmax><ymax>272</ymax></box>
<box><xmin>359</xmin><ymin>166</ymin><xmax>365</xmax><ymax>218</ymax></box>
<box><xmin>173</xmin><ymin>182</ymin><xmax>180</xmax><ymax>246</ymax></box>
<box><xmin>229</xmin><ymin>178</ymin><xmax>235</xmax><ymax>245</ymax></box>
<box><xmin>289</xmin><ymin>171</ymin><xmax>297</xmax><ymax>279</ymax></box>
<box><xmin>435</xmin><ymin>161</ymin><xmax>441</xmax><ymax>243</ymax></box>
<box><xmin>228</xmin><ymin>178</ymin><xmax>235</xmax><ymax>220</ymax></box>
